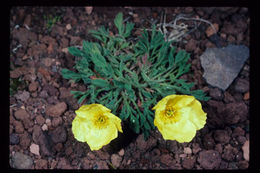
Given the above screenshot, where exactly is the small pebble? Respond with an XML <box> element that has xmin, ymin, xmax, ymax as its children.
<box><xmin>184</xmin><ymin>147</ymin><xmax>192</xmax><ymax>154</ymax></box>
<box><xmin>66</xmin><ymin>24</ymin><xmax>72</xmax><ymax>30</ymax></box>
<box><xmin>30</xmin><ymin>143</ymin><xmax>40</xmax><ymax>156</ymax></box>
<box><xmin>118</xmin><ymin>149</ymin><xmax>124</xmax><ymax>156</ymax></box>
<box><xmin>41</xmin><ymin>124</ymin><xmax>48</xmax><ymax>131</ymax></box>
<box><xmin>10</xmin><ymin>133</ymin><xmax>20</xmax><ymax>145</ymax></box>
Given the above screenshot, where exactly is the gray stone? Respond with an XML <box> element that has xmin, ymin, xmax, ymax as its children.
<box><xmin>11</xmin><ymin>152</ymin><xmax>33</xmax><ymax>169</ymax></box>
<box><xmin>200</xmin><ymin>45</ymin><xmax>249</xmax><ymax>90</ymax></box>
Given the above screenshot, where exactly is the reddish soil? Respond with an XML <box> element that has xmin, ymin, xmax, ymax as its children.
<box><xmin>10</xmin><ymin>7</ymin><xmax>249</xmax><ymax>169</ymax></box>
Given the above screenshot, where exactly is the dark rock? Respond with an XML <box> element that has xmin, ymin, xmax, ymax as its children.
<box><xmin>36</xmin><ymin>115</ymin><xmax>45</xmax><ymax>125</ymax></box>
<box><xmin>32</xmin><ymin>125</ymin><xmax>53</xmax><ymax>156</ymax></box>
<box><xmin>59</xmin><ymin>87</ymin><xmax>73</xmax><ymax>99</ymax></box>
<box><xmin>223</xmin><ymin>91</ymin><xmax>235</xmax><ymax>103</ymax></box>
<box><xmin>10</xmin><ymin>133</ymin><xmax>20</xmax><ymax>145</ymax></box>
<box><xmin>56</xmin><ymin>157</ymin><xmax>73</xmax><ymax>169</ymax></box>
<box><xmin>12</xmin><ymin>28</ymin><xmax>37</xmax><ymax>46</ymax></box>
<box><xmin>94</xmin><ymin>150</ymin><xmax>110</xmax><ymax>160</ymax></box>
<box><xmin>192</xmin><ymin>143</ymin><xmax>201</xmax><ymax>154</ymax></box>
<box><xmin>236</xmin><ymin>136</ymin><xmax>247</xmax><ymax>145</ymax></box>
<box><xmin>198</xmin><ymin>150</ymin><xmax>221</xmax><ymax>169</ymax></box>
<box><xmin>81</xmin><ymin>157</ymin><xmax>94</xmax><ymax>169</ymax></box>
<box><xmin>111</xmin><ymin>154</ymin><xmax>122</xmax><ymax>168</ymax></box>
<box><xmin>234</xmin><ymin>78</ymin><xmax>249</xmax><ymax>93</ymax></box>
<box><xmin>43</xmin><ymin>84</ymin><xmax>58</xmax><ymax>96</ymax></box>
<box><xmin>46</xmin><ymin>102</ymin><xmax>67</xmax><ymax>117</ymax></box>
<box><xmin>215</xmin><ymin>143</ymin><xmax>222</xmax><ymax>154</ymax></box>
<box><xmin>15</xmin><ymin>90</ymin><xmax>30</xmax><ymax>102</ymax></box>
<box><xmin>184</xmin><ymin>7</ymin><xmax>193</xmax><ymax>13</ymax></box>
<box><xmin>10</xmin><ymin>67</ymin><xmax>28</xmax><ymax>78</ymax></box>
<box><xmin>49</xmin><ymin>126</ymin><xmax>67</xmax><ymax>144</ymax></box>
<box><xmin>221</xmin><ymin>23</ymin><xmax>237</xmax><ymax>35</ymax></box>
<box><xmin>203</xmin><ymin>7</ymin><xmax>216</xmax><ymax>15</ymax></box>
<box><xmin>185</xmin><ymin>39</ymin><xmax>197</xmax><ymax>52</ymax></box>
<box><xmin>23</xmin><ymin>15</ymin><xmax>31</xmax><ymax>27</ymax></box>
<box><xmin>65</xmin><ymin>147</ymin><xmax>73</xmax><ymax>156</ymax></box>
<box><xmin>222</xmin><ymin>102</ymin><xmax>248</xmax><ymax>124</ymax></box>
<box><xmin>209</xmin><ymin>87</ymin><xmax>223</xmax><ymax>100</ymax></box>
<box><xmin>13</xmin><ymin>120</ymin><xmax>24</xmax><ymax>134</ymax></box>
<box><xmin>219</xmin><ymin>160</ymin><xmax>228</xmax><ymax>169</ymax></box>
<box><xmin>238</xmin><ymin>160</ymin><xmax>249</xmax><ymax>169</ymax></box>
<box><xmin>11</xmin><ymin>152</ymin><xmax>33</xmax><ymax>169</ymax></box>
<box><xmin>95</xmin><ymin>161</ymin><xmax>109</xmax><ymax>169</ymax></box>
<box><xmin>203</xmin><ymin>133</ymin><xmax>216</xmax><ymax>149</ymax></box>
<box><xmin>51</xmin><ymin>117</ymin><xmax>63</xmax><ymax>127</ymax></box>
<box><xmin>214</xmin><ymin>130</ymin><xmax>230</xmax><ymax>144</ymax></box>
<box><xmin>166</xmin><ymin>140</ymin><xmax>180</xmax><ymax>153</ymax></box>
<box><xmin>136</xmin><ymin>134</ymin><xmax>157</xmax><ymax>152</ymax></box>
<box><xmin>39</xmin><ymin>90</ymin><xmax>49</xmax><ymax>98</ymax></box>
<box><xmin>14</xmin><ymin>109</ymin><xmax>30</xmax><ymax>121</ymax></box>
<box><xmin>42</xmin><ymin>58</ymin><xmax>53</xmax><ymax>67</ymax></box>
<box><xmin>182</xmin><ymin>156</ymin><xmax>196</xmax><ymax>169</ymax></box>
<box><xmin>19</xmin><ymin>131</ymin><xmax>31</xmax><ymax>149</ymax></box>
<box><xmin>54</xmin><ymin>143</ymin><xmax>63</xmax><ymax>152</ymax></box>
<box><xmin>29</xmin><ymin>81</ymin><xmax>39</xmax><ymax>92</ymax></box>
<box><xmin>228</xmin><ymin>162</ymin><xmax>238</xmax><ymax>169</ymax></box>
<box><xmin>160</xmin><ymin>154</ymin><xmax>174</xmax><ymax>166</ymax></box>
<box><xmin>35</xmin><ymin>159</ymin><xmax>48</xmax><ymax>169</ymax></box>
<box><xmin>60</xmin><ymin>37</ymin><xmax>69</xmax><ymax>48</ymax></box>
<box><xmin>47</xmin><ymin>96</ymin><xmax>59</xmax><ymax>105</ymax></box>
<box><xmin>232</xmin><ymin>127</ymin><xmax>245</xmax><ymax>137</ymax></box>
<box><xmin>37</xmin><ymin>67</ymin><xmax>51</xmax><ymax>81</ymax></box>
<box><xmin>150</xmin><ymin>148</ymin><xmax>161</xmax><ymax>161</ymax></box>
<box><xmin>200</xmin><ymin>44</ymin><xmax>249</xmax><ymax>90</ymax></box>
<box><xmin>51</xmin><ymin>25</ymin><xmax>65</xmax><ymax>37</ymax></box>
<box><xmin>222</xmin><ymin>144</ymin><xmax>238</xmax><ymax>161</ymax></box>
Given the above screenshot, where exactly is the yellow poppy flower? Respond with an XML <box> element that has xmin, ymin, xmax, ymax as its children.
<box><xmin>152</xmin><ymin>95</ymin><xmax>207</xmax><ymax>143</ymax></box>
<box><xmin>72</xmin><ymin>104</ymin><xmax>123</xmax><ymax>150</ymax></box>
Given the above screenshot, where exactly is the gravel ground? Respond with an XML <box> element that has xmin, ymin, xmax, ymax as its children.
<box><xmin>9</xmin><ymin>7</ymin><xmax>249</xmax><ymax>170</ymax></box>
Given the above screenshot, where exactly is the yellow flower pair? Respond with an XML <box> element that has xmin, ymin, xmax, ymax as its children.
<box><xmin>72</xmin><ymin>95</ymin><xmax>207</xmax><ymax>150</ymax></box>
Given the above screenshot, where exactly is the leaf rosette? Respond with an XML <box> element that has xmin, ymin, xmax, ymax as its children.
<box><xmin>62</xmin><ymin>12</ymin><xmax>210</xmax><ymax>139</ymax></box>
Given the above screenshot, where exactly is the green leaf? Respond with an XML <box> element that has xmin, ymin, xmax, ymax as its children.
<box><xmin>168</xmin><ymin>46</ymin><xmax>176</xmax><ymax>68</ymax></box>
<box><xmin>78</xmin><ymin>94</ymin><xmax>88</xmax><ymax>104</ymax></box>
<box><xmin>123</xmin><ymin>22</ymin><xmax>134</xmax><ymax>38</ymax></box>
<box><xmin>141</xmin><ymin>89</ymin><xmax>153</xmax><ymax>98</ymax></box>
<box><xmin>175</xmin><ymin>50</ymin><xmax>186</xmax><ymax>65</ymax></box>
<box><xmin>143</xmin><ymin>120</ymin><xmax>151</xmax><ymax>130</ymax></box>
<box><xmin>114</xmin><ymin>12</ymin><xmax>124</xmax><ymax>35</ymax></box>
<box><xmin>61</xmin><ymin>69</ymin><xmax>82</xmax><ymax>82</ymax></box>
<box><xmin>91</xmin><ymin>79</ymin><xmax>110</xmax><ymax>88</ymax></box>
<box><xmin>68</xmin><ymin>47</ymin><xmax>83</xmax><ymax>57</ymax></box>
<box><xmin>130</xmin><ymin>115</ymin><xmax>140</xmax><ymax>134</ymax></box>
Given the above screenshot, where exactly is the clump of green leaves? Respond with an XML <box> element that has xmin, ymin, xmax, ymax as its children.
<box><xmin>10</xmin><ymin>78</ymin><xmax>27</xmax><ymax>96</ymax></box>
<box><xmin>61</xmin><ymin>12</ymin><xmax>210</xmax><ymax>139</ymax></box>
<box><xmin>44</xmin><ymin>14</ymin><xmax>61</xmax><ymax>32</ymax></box>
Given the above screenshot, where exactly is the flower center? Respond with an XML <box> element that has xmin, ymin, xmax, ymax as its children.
<box><xmin>94</xmin><ymin>114</ymin><xmax>109</xmax><ymax>129</ymax></box>
<box><xmin>165</xmin><ymin>107</ymin><xmax>175</xmax><ymax>117</ymax></box>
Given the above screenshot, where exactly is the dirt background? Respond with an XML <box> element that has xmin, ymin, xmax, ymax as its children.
<box><xmin>9</xmin><ymin>7</ymin><xmax>249</xmax><ymax>169</ymax></box>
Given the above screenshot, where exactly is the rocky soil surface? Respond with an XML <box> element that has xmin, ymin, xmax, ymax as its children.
<box><xmin>9</xmin><ymin>7</ymin><xmax>249</xmax><ymax>169</ymax></box>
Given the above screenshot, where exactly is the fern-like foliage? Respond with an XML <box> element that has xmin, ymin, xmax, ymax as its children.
<box><xmin>61</xmin><ymin>12</ymin><xmax>210</xmax><ymax>139</ymax></box>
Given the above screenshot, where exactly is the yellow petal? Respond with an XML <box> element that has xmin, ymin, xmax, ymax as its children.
<box><xmin>75</xmin><ymin>104</ymin><xmax>110</xmax><ymax>119</ymax></box>
<box><xmin>105</xmin><ymin>112</ymin><xmax>123</xmax><ymax>133</ymax></box>
<box><xmin>152</xmin><ymin>95</ymin><xmax>177</xmax><ymax>111</ymax></box>
<box><xmin>187</xmin><ymin>99</ymin><xmax>207</xmax><ymax>130</ymax></box>
<box><xmin>85</xmin><ymin>122</ymin><xmax>118</xmax><ymax>150</ymax></box>
<box><xmin>159</xmin><ymin>120</ymin><xmax>197</xmax><ymax>142</ymax></box>
<box><xmin>72</xmin><ymin>116</ymin><xmax>92</xmax><ymax>142</ymax></box>
<box><xmin>166</xmin><ymin>95</ymin><xmax>195</xmax><ymax>109</ymax></box>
